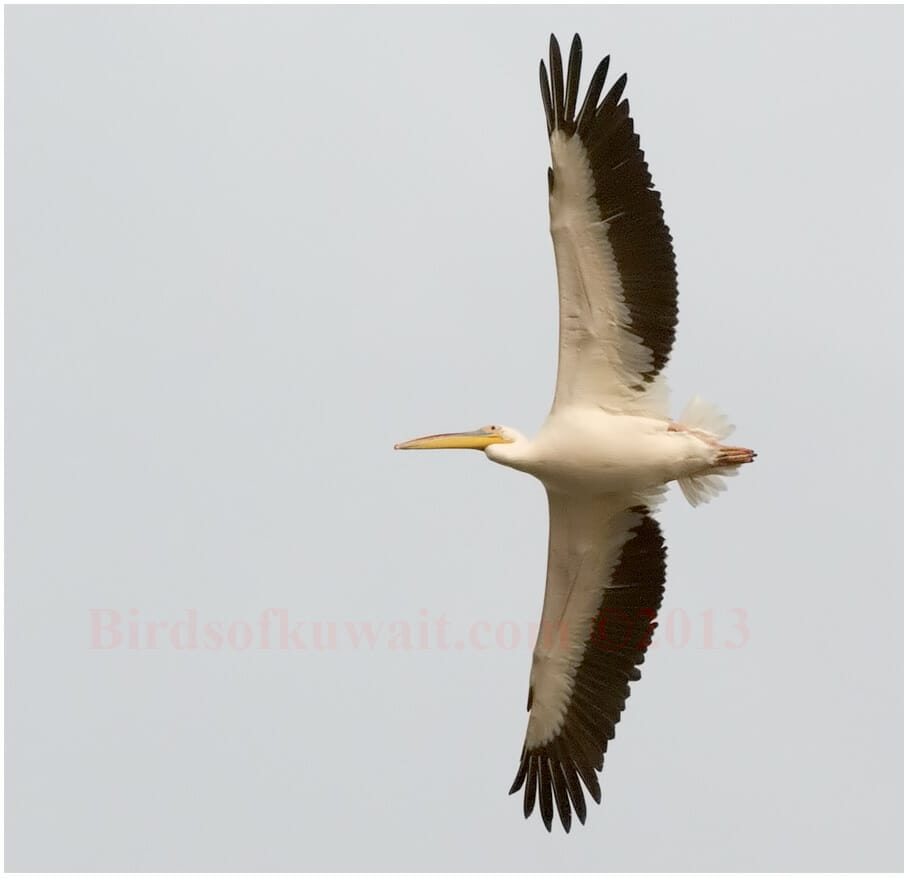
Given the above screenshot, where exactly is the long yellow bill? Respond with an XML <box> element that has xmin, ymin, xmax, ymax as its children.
<box><xmin>394</xmin><ymin>429</ymin><xmax>507</xmax><ymax>451</ymax></box>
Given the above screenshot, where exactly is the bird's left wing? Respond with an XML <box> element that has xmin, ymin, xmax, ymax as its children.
<box><xmin>541</xmin><ymin>35</ymin><xmax>679</xmax><ymax>416</ymax></box>
<box><xmin>509</xmin><ymin>492</ymin><xmax>666</xmax><ymax>832</ymax></box>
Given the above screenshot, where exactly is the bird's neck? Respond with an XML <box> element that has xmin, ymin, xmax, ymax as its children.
<box><xmin>486</xmin><ymin>437</ymin><xmax>535</xmax><ymax>473</ymax></box>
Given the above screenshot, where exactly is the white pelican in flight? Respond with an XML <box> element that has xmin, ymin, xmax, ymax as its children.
<box><xmin>395</xmin><ymin>34</ymin><xmax>756</xmax><ymax>833</ymax></box>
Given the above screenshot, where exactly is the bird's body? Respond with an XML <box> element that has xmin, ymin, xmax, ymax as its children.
<box><xmin>396</xmin><ymin>34</ymin><xmax>756</xmax><ymax>833</ymax></box>
<box><xmin>488</xmin><ymin>408</ymin><xmax>715</xmax><ymax>495</ymax></box>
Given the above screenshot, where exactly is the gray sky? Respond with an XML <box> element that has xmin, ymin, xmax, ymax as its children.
<box><xmin>6</xmin><ymin>5</ymin><xmax>903</xmax><ymax>871</ymax></box>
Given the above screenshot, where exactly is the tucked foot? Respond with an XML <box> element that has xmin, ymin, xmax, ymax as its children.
<box><xmin>716</xmin><ymin>445</ymin><xmax>757</xmax><ymax>466</ymax></box>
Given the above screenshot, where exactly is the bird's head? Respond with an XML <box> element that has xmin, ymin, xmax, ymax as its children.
<box><xmin>394</xmin><ymin>424</ymin><xmax>521</xmax><ymax>458</ymax></box>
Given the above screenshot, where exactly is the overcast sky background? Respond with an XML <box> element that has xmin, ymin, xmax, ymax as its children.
<box><xmin>6</xmin><ymin>5</ymin><xmax>903</xmax><ymax>872</ymax></box>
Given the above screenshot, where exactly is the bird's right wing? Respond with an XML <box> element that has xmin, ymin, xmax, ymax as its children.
<box><xmin>509</xmin><ymin>492</ymin><xmax>666</xmax><ymax>832</ymax></box>
<box><xmin>541</xmin><ymin>35</ymin><xmax>679</xmax><ymax>416</ymax></box>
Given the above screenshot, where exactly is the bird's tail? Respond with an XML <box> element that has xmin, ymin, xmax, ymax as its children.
<box><xmin>675</xmin><ymin>396</ymin><xmax>756</xmax><ymax>508</ymax></box>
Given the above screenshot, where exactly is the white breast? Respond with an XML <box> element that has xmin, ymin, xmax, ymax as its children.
<box><xmin>519</xmin><ymin>407</ymin><xmax>705</xmax><ymax>494</ymax></box>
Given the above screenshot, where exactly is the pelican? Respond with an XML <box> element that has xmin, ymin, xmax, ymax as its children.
<box><xmin>395</xmin><ymin>35</ymin><xmax>755</xmax><ymax>833</ymax></box>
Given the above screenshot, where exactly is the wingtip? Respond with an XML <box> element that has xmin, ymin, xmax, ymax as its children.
<box><xmin>509</xmin><ymin>750</ymin><xmax>529</xmax><ymax>795</ymax></box>
<box><xmin>548</xmin><ymin>33</ymin><xmax>558</xmax><ymax>67</ymax></box>
<box><xmin>568</xmin><ymin>34</ymin><xmax>582</xmax><ymax>69</ymax></box>
<box><xmin>549</xmin><ymin>33</ymin><xmax>562</xmax><ymax>67</ymax></box>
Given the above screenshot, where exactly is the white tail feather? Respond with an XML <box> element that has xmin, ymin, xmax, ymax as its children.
<box><xmin>679</xmin><ymin>395</ymin><xmax>735</xmax><ymax>440</ymax></box>
<box><xmin>677</xmin><ymin>397</ymin><xmax>741</xmax><ymax>507</ymax></box>
<box><xmin>678</xmin><ymin>472</ymin><xmax>727</xmax><ymax>507</ymax></box>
